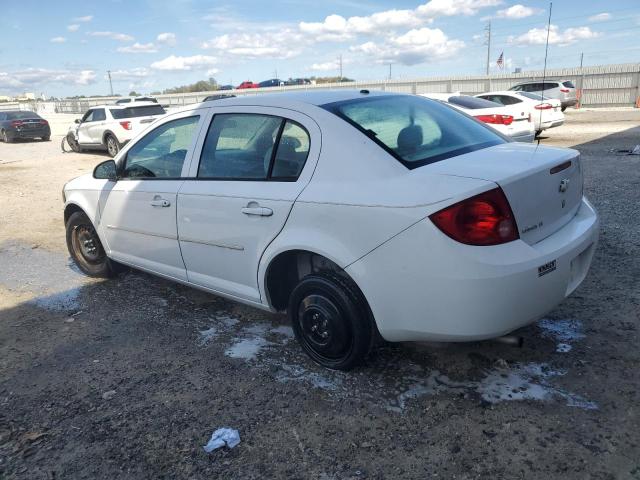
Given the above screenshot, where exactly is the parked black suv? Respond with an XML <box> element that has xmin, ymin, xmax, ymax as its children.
<box><xmin>0</xmin><ymin>110</ymin><xmax>51</xmax><ymax>142</ymax></box>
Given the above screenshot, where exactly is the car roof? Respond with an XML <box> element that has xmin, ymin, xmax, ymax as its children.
<box><xmin>91</xmin><ymin>102</ymin><xmax>160</xmax><ymax>109</ymax></box>
<box><xmin>199</xmin><ymin>89</ymin><xmax>395</xmax><ymax>109</ymax></box>
<box><xmin>478</xmin><ymin>91</ymin><xmax>520</xmax><ymax>96</ymax></box>
<box><xmin>512</xmin><ymin>79</ymin><xmax>563</xmax><ymax>85</ymax></box>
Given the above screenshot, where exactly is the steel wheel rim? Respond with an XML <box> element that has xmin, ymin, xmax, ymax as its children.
<box><xmin>298</xmin><ymin>294</ymin><xmax>351</xmax><ymax>360</ymax></box>
<box><xmin>72</xmin><ymin>224</ymin><xmax>104</xmax><ymax>265</ymax></box>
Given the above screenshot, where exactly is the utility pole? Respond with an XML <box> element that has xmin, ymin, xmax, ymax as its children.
<box><xmin>107</xmin><ymin>70</ymin><xmax>113</xmax><ymax>96</ymax></box>
<box><xmin>388</xmin><ymin>63</ymin><xmax>392</xmax><ymax>80</ymax></box>
<box><xmin>485</xmin><ymin>22</ymin><xmax>491</xmax><ymax>75</ymax></box>
<box><xmin>338</xmin><ymin>54</ymin><xmax>343</xmax><ymax>80</ymax></box>
<box><xmin>579</xmin><ymin>52</ymin><xmax>584</xmax><ymax>68</ymax></box>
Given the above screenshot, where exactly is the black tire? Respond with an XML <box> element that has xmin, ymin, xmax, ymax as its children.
<box><xmin>66</xmin><ymin>211</ymin><xmax>115</xmax><ymax>278</ymax></box>
<box><xmin>561</xmin><ymin>106</ymin><xmax>567</xmax><ymax>112</ymax></box>
<box><xmin>41</xmin><ymin>135</ymin><xmax>51</xmax><ymax>141</ymax></box>
<box><xmin>288</xmin><ymin>271</ymin><xmax>374</xmax><ymax>370</ymax></box>
<box><xmin>105</xmin><ymin>134</ymin><xmax>120</xmax><ymax>157</ymax></box>
<box><xmin>2</xmin><ymin>130</ymin><xmax>13</xmax><ymax>143</ymax></box>
<box><xmin>535</xmin><ymin>130</ymin><xmax>542</xmax><ymax>137</ymax></box>
<box><xmin>67</xmin><ymin>133</ymin><xmax>82</xmax><ymax>152</ymax></box>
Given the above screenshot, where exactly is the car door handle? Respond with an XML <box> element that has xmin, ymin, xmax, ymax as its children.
<box><xmin>150</xmin><ymin>198</ymin><xmax>171</xmax><ymax>207</ymax></box>
<box><xmin>241</xmin><ymin>206</ymin><xmax>273</xmax><ymax>216</ymax></box>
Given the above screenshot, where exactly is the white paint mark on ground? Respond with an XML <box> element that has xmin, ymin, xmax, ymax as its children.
<box><xmin>225</xmin><ymin>337</ymin><xmax>270</xmax><ymax>360</ymax></box>
<box><xmin>276</xmin><ymin>364</ymin><xmax>342</xmax><ymax>391</ymax></box>
<box><xmin>270</xmin><ymin>325</ymin><xmax>294</xmax><ymax>339</ymax></box>
<box><xmin>198</xmin><ymin>327</ymin><xmax>218</xmax><ymax>346</ymax></box>
<box><xmin>538</xmin><ymin>318</ymin><xmax>585</xmax><ymax>353</ymax></box>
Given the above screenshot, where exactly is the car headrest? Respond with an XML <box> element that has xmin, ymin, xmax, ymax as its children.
<box><xmin>397</xmin><ymin>124</ymin><xmax>423</xmax><ymax>156</ymax></box>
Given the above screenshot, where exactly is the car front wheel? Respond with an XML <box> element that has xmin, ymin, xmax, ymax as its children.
<box><xmin>66</xmin><ymin>211</ymin><xmax>116</xmax><ymax>278</ymax></box>
<box><xmin>288</xmin><ymin>272</ymin><xmax>374</xmax><ymax>370</ymax></box>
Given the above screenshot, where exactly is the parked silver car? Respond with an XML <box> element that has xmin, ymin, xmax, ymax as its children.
<box><xmin>508</xmin><ymin>80</ymin><xmax>577</xmax><ymax>111</ymax></box>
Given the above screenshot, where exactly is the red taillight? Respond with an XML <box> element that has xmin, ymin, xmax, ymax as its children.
<box><xmin>535</xmin><ymin>103</ymin><xmax>553</xmax><ymax>110</ymax></box>
<box><xmin>119</xmin><ymin>121</ymin><xmax>132</xmax><ymax>130</ymax></box>
<box><xmin>429</xmin><ymin>188</ymin><xmax>519</xmax><ymax>246</ymax></box>
<box><xmin>39</xmin><ymin>119</ymin><xmax>48</xmax><ymax>125</ymax></box>
<box><xmin>474</xmin><ymin>114</ymin><xmax>513</xmax><ymax>126</ymax></box>
<box><xmin>10</xmin><ymin>120</ymin><xmax>23</xmax><ymax>127</ymax></box>
<box><xmin>560</xmin><ymin>88</ymin><xmax>570</xmax><ymax>93</ymax></box>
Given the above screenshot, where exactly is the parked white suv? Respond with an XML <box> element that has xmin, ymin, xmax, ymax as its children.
<box><xmin>62</xmin><ymin>91</ymin><xmax>598</xmax><ymax>370</ymax></box>
<box><xmin>66</xmin><ymin>102</ymin><xmax>166</xmax><ymax>156</ymax></box>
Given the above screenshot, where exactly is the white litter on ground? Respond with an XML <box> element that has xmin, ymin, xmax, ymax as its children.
<box><xmin>275</xmin><ymin>364</ymin><xmax>342</xmax><ymax>391</ymax></box>
<box><xmin>556</xmin><ymin>343</ymin><xmax>572</xmax><ymax>353</ymax></box>
<box><xmin>198</xmin><ymin>327</ymin><xmax>217</xmax><ymax>346</ymax></box>
<box><xmin>270</xmin><ymin>325</ymin><xmax>294</xmax><ymax>338</ymax></box>
<box><xmin>203</xmin><ymin>428</ymin><xmax>240</xmax><ymax>453</ymax></box>
<box><xmin>538</xmin><ymin>318</ymin><xmax>585</xmax><ymax>353</ymax></box>
<box><xmin>225</xmin><ymin>337</ymin><xmax>270</xmax><ymax>360</ymax></box>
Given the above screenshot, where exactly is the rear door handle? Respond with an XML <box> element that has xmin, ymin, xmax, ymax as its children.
<box><xmin>241</xmin><ymin>206</ymin><xmax>273</xmax><ymax>216</ymax></box>
<box><xmin>150</xmin><ymin>197</ymin><xmax>171</xmax><ymax>207</ymax></box>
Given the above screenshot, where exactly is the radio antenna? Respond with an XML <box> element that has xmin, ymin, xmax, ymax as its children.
<box><xmin>538</xmin><ymin>2</ymin><xmax>552</xmax><ymax>145</ymax></box>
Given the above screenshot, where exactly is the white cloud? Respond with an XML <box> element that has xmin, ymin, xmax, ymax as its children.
<box><xmin>0</xmin><ymin>68</ymin><xmax>96</xmax><ymax>92</ymax></box>
<box><xmin>117</xmin><ymin>42</ymin><xmax>158</xmax><ymax>53</ymax></box>
<box><xmin>588</xmin><ymin>13</ymin><xmax>611</xmax><ymax>22</ymax></box>
<box><xmin>310</xmin><ymin>60</ymin><xmax>341</xmax><ymax>71</ymax></box>
<box><xmin>202</xmin><ymin>30</ymin><xmax>304</xmax><ymax>59</ymax></box>
<box><xmin>73</xmin><ymin>15</ymin><xmax>93</xmax><ymax>22</ymax></box>
<box><xmin>350</xmin><ymin>27</ymin><xmax>464</xmax><ymax>65</ymax></box>
<box><xmin>67</xmin><ymin>24</ymin><xmax>80</xmax><ymax>32</ymax></box>
<box><xmin>50</xmin><ymin>36</ymin><xmax>66</xmax><ymax>43</ymax></box>
<box><xmin>206</xmin><ymin>68</ymin><xmax>219</xmax><ymax>77</ymax></box>
<box><xmin>300</xmin><ymin>0</ymin><xmax>502</xmax><ymax>40</ymax></box>
<box><xmin>492</xmin><ymin>4</ymin><xmax>542</xmax><ymax>19</ymax></box>
<box><xmin>156</xmin><ymin>32</ymin><xmax>176</xmax><ymax>46</ymax></box>
<box><xmin>108</xmin><ymin>68</ymin><xmax>150</xmax><ymax>81</ymax></box>
<box><xmin>88</xmin><ymin>31</ymin><xmax>134</xmax><ymax>42</ymax></box>
<box><xmin>509</xmin><ymin>24</ymin><xmax>600</xmax><ymax>46</ymax></box>
<box><xmin>150</xmin><ymin>55</ymin><xmax>218</xmax><ymax>71</ymax></box>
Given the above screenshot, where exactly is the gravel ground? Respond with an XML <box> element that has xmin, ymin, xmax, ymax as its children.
<box><xmin>1</xmin><ymin>109</ymin><xmax>639</xmax><ymax>479</ymax></box>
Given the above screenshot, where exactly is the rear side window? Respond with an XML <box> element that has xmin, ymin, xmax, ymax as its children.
<box><xmin>271</xmin><ymin>121</ymin><xmax>310</xmax><ymax>179</ymax></box>
<box><xmin>562</xmin><ymin>81</ymin><xmax>575</xmax><ymax>88</ymax></box>
<box><xmin>448</xmin><ymin>96</ymin><xmax>500</xmax><ymax>109</ymax></box>
<box><xmin>122</xmin><ymin>116</ymin><xmax>200</xmax><ymax>179</ymax></box>
<box><xmin>323</xmin><ymin>95</ymin><xmax>505</xmax><ymax>169</ymax></box>
<box><xmin>542</xmin><ymin>82</ymin><xmax>559</xmax><ymax>90</ymax></box>
<box><xmin>516</xmin><ymin>91</ymin><xmax>547</xmax><ymax>101</ymax></box>
<box><xmin>198</xmin><ymin>114</ymin><xmax>282</xmax><ymax>179</ymax></box>
<box><xmin>124</xmin><ymin>105</ymin><xmax>166</xmax><ymax>117</ymax></box>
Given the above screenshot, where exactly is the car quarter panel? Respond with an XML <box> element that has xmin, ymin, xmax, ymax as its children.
<box><xmin>346</xmin><ymin>197</ymin><xmax>598</xmax><ymax>342</ymax></box>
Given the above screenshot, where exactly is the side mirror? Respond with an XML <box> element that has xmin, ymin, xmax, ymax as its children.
<box><xmin>75</xmin><ymin>118</ymin><xmax>81</xmax><ymax>124</ymax></box>
<box><xmin>93</xmin><ymin>159</ymin><xmax>118</xmax><ymax>181</ymax></box>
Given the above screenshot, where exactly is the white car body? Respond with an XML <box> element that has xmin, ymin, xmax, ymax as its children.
<box><xmin>476</xmin><ymin>91</ymin><xmax>565</xmax><ymax>133</ymax></box>
<box><xmin>420</xmin><ymin>93</ymin><xmax>535</xmax><ymax>143</ymax></box>
<box><xmin>67</xmin><ymin>102</ymin><xmax>166</xmax><ymax>153</ymax></box>
<box><xmin>63</xmin><ymin>91</ymin><xmax>598</xmax><ymax>347</ymax></box>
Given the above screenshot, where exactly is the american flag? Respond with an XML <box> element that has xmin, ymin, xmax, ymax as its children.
<box><xmin>496</xmin><ymin>52</ymin><xmax>504</xmax><ymax>69</ymax></box>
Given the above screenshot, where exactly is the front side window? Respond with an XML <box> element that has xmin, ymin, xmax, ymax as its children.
<box><xmin>198</xmin><ymin>114</ymin><xmax>282</xmax><ymax>179</ymax></box>
<box><xmin>81</xmin><ymin>110</ymin><xmax>95</xmax><ymax>123</ymax></box>
<box><xmin>323</xmin><ymin>95</ymin><xmax>504</xmax><ymax>169</ymax></box>
<box><xmin>93</xmin><ymin>109</ymin><xmax>106</xmax><ymax>121</ymax></box>
<box><xmin>122</xmin><ymin>115</ymin><xmax>200</xmax><ymax>179</ymax></box>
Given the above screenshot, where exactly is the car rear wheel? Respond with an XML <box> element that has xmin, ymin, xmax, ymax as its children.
<box><xmin>2</xmin><ymin>130</ymin><xmax>13</xmax><ymax>143</ymax></box>
<box><xmin>561</xmin><ymin>106</ymin><xmax>567</xmax><ymax>112</ymax></box>
<box><xmin>288</xmin><ymin>272</ymin><xmax>374</xmax><ymax>370</ymax></box>
<box><xmin>41</xmin><ymin>135</ymin><xmax>50</xmax><ymax>141</ymax></box>
<box><xmin>105</xmin><ymin>134</ymin><xmax>120</xmax><ymax>157</ymax></box>
<box><xmin>66</xmin><ymin>211</ymin><xmax>116</xmax><ymax>278</ymax></box>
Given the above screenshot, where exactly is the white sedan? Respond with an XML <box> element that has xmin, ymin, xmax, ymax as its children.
<box><xmin>62</xmin><ymin>90</ymin><xmax>599</xmax><ymax>370</ymax></box>
<box><xmin>476</xmin><ymin>91</ymin><xmax>564</xmax><ymax>136</ymax></box>
<box><xmin>420</xmin><ymin>93</ymin><xmax>535</xmax><ymax>143</ymax></box>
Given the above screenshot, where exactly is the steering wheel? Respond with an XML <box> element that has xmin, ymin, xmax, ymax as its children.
<box><xmin>124</xmin><ymin>164</ymin><xmax>156</xmax><ymax>178</ymax></box>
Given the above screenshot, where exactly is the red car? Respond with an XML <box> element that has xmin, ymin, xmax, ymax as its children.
<box><xmin>237</xmin><ymin>81</ymin><xmax>259</xmax><ymax>89</ymax></box>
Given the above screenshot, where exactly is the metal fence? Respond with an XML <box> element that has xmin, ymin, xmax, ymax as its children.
<box><xmin>3</xmin><ymin>62</ymin><xmax>639</xmax><ymax>114</ymax></box>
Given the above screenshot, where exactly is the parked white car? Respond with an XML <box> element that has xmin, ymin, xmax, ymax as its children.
<box><xmin>66</xmin><ymin>102</ymin><xmax>166</xmax><ymax>156</ymax></box>
<box><xmin>420</xmin><ymin>93</ymin><xmax>535</xmax><ymax>143</ymax></box>
<box><xmin>476</xmin><ymin>91</ymin><xmax>564</xmax><ymax>136</ymax></box>
<box><xmin>62</xmin><ymin>91</ymin><xmax>598</xmax><ymax>370</ymax></box>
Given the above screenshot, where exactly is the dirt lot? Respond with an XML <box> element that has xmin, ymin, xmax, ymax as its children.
<box><xmin>1</xmin><ymin>109</ymin><xmax>639</xmax><ymax>479</ymax></box>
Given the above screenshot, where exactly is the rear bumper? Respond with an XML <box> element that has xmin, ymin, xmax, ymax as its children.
<box><xmin>510</xmin><ymin>131</ymin><xmax>535</xmax><ymax>143</ymax></box>
<box><xmin>541</xmin><ymin>119</ymin><xmax>564</xmax><ymax>130</ymax></box>
<box><xmin>8</xmin><ymin>127</ymin><xmax>50</xmax><ymax>139</ymax></box>
<box><xmin>561</xmin><ymin>99</ymin><xmax>578</xmax><ymax>108</ymax></box>
<box><xmin>347</xmin><ymin>197</ymin><xmax>599</xmax><ymax>342</ymax></box>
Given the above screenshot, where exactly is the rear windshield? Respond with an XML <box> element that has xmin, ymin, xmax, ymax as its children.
<box><xmin>562</xmin><ymin>81</ymin><xmax>575</xmax><ymax>88</ymax></box>
<box><xmin>448</xmin><ymin>96</ymin><xmax>500</xmax><ymax>109</ymax></box>
<box><xmin>5</xmin><ymin>111</ymin><xmax>41</xmax><ymax>120</ymax></box>
<box><xmin>110</xmin><ymin>105</ymin><xmax>165</xmax><ymax>119</ymax></box>
<box><xmin>322</xmin><ymin>95</ymin><xmax>505</xmax><ymax>169</ymax></box>
<box><xmin>516</xmin><ymin>92</ymin><xmax>548</xmax><ymax>101</ymax></box>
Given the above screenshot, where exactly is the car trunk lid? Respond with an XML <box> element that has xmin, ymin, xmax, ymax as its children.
<box><xmin>426</xmin><ymin>143</ymin><xmax>583</xmax><ymax>245</ymax></box>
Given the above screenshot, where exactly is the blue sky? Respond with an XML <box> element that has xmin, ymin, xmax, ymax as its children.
<box><xmin>0</xmin><ymin>0</ymin><xmax>638</xmax><ymax>97</ymax></box>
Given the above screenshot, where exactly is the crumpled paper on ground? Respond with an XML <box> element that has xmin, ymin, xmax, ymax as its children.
<box><xmin>203</xmin><ymin>428</ymin><xmax>241</xmax><ymax>453</ymax></box>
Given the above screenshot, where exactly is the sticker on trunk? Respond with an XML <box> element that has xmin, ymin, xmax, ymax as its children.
<box><xmin>538</xmin><ymin>260</ymin><xmax>557</xmax><ymax>277</ymax></box>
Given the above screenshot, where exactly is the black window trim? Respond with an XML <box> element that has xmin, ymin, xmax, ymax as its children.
<box><xmin>118</xmin><ymin>114</ymin><xmax>201</xmax><ymax>181</ymax></box>
<box><xmin>321</xmin><ymin>95</ymin><xmax>504</xmax><ymax>170</ymax></box>
<box><xmin>194</xmin><ymin>112</ymin><xmax>311</xmax><ymax>183</ymax></box>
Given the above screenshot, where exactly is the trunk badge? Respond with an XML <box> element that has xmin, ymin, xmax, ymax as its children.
<box><xmin>559</xmin><ymin>179</ymin><xmax>570</xmax><ymax>193</ymax></box>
